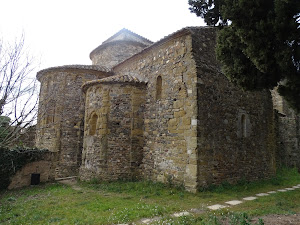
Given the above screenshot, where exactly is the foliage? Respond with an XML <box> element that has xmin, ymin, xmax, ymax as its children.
<box><xmin>0</xmin><ymin>116</ymin><xmax>11</xmax><ymax>143</ymax></box>
<box><xmin>0</xmin><ymin>147</ymin><xmax>49</xmax><ymax>190</ymax></box>
<box><xmin>189</xmin><ymin>0</ymin><xmax>226</xmax><ymax>26</ymax></box>
<box><xmin>0</xmin><ymin>35</ymin><xmax>38</xmax><ymax>147</ymax></box>
<box><xmin>189</xmin><ymin>0</ymin><xmax>300</xmax><ymax>112</ymax></box>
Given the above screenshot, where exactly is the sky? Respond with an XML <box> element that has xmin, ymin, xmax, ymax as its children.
<box><xmin>0</xmin><ymin>0</ymin><xmax>205</xmax><ymax>71</ymax></box>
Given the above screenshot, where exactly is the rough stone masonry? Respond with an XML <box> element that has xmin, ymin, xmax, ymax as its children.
<box><xmin>34</xmin><ymin>27</ymin><xmax>299</xmax><ymax>192</ymax></box>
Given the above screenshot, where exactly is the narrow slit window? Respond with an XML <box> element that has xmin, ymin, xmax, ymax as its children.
<box><xmin>89</xmin><ymin>114</ymin><xmax>98</xmax><ymax>135</ymax></box>
<box><xmin>156</xmin><ymin>76</ymin><xmax>162</xmax><ymax>100</ymax></box>
<box><xmin>241</xmin><ymin>114</ymin><xmax>247</xmax><ymax>137</ymax></box>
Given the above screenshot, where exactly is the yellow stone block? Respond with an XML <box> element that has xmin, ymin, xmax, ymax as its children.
<box><xmin>168</xmin><ymin>118</ymin><xmax>179</xmax><ymax>127</ymax></box>
<box><xmin>100</xmin><ymin>124</ymin><xmax>107</xmax><ymax>129</ymax></box>
<box><xmin>169</xmin><ymin>129</ymin><xmax>184</xmax><ymax>134</ymax></box>
<box><xmin>131</xmin><ymin>129</ymin><xmax>143</xmax><ymax>135</ymax></box>
<box><xmin>186</xmin><ymin>164</ymin><xmax>197</xmax><ymax>177</ymax></box>
<box><xmin>182</xmin><ymin>117</ymin><xmax>191</xmax><ymax>126</ymax></box>
<box><xmin>179</xmin><ymin>125</ymin><xmax>190</xmax><ymax>131</ymax></box>
<box><xmin>188</xmin><ymin>137</ymin><xmax>197</xmax><ymax>149</ymax></box>
<box><xmin>174</xmin><ymin>110</ymin><xmax>186</xmax><ymax>118</ymax></box>
<box><xmin>99</xmin><ymin>130</ymin><xmax>108</xmax><ymax>135</ymax></box>
<box><xmin>173</xmin><ymin>100</ymin><xmax>184</xmax><ymax>109</ymax></box>
<box><xmin>189</xmin><ymin>158</ymin><xmax>197</xmax><ymax>165</ymax></box>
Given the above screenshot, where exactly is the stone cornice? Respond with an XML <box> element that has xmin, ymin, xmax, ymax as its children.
<box><xmin>37</xmin><ymin>65</ymin><xmax>112</xmax><ymax>81</ymax></box>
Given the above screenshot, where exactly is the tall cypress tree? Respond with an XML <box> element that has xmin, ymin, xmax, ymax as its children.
<box><xmin>189</xmin><ymin>0</ymin><xmax>300</xmax><ymax>112</ymax></box>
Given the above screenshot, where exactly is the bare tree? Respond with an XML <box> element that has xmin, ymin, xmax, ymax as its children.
<box><xmin>0</xmin><ymin>34</ymin><xmax>39</xmax><ymax>147</ymax></box>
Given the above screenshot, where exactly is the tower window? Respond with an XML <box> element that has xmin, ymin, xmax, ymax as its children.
<box><xmin>156</xmin><ymin>76</ymin><xmax>162</xmax><ymax>100</ymax></box>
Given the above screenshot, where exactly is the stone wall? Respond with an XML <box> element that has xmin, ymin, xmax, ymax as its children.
<box><xmin>80</xmin><ymin>79</ymin><xmax>146</xmax><ymax>181</ymax></box>
<box><xmin>36</xmin><ymin>65</ymin><xmax>112</xmax><ymax>178</ymax></box>
<box><xmin>114</xmin><ymin>29</ymin><xmax>199</xmax><ymax>191</ymax></box>
<box><xmin>191</xmin><ymin>28</ymin><xmax>276</xmax><ymax>186</ymax></box>
<box><xmin>90</xmin><ymin>41</ymin><xmax>150</xmax><ymax>69</ymax></box>
<box><xmin>10</xmin><ymin>125</ymin><xmax>36</xmax><ymax>148</ymax></box>
<box><xmin>33</xmin><ymin>27</ymin><xmax>282</xmax><ymax>192</ymax></box>
<box><xmin>272</xmin><ymin>90</ymin><xmax>300</xmax><ymax>170</ymax></box>
<box><xmin>114</xmin><ymin>27</ymin><xmax>276</xmax><ymax>191</ymax></box>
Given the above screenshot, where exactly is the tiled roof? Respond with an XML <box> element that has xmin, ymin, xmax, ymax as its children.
<box><xmin>82</xmin><ymin>74</ymin><xmax>147</xmax><ymax>92</ymax></box>
<box><xmin>99</xmin><ymin>74</ymin><xmax>146</xmax><ymax>83</ymax></box>
<box><xmin>37</xmin><ymin>65</ymin><xmax>111</xmax><ymax>80</ymax></box>
<box><xmin>103</xmin><ymin>28</ymin><xmax>153</xmax><ymax>45</ymax></box>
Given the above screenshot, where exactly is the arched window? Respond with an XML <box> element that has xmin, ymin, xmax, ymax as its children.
<box><xmin>89</xmin><ymin>113</ymin><xmax>98</xmax><ymax>135</ymax></box>
<box><xmin>241</xmin><ymin>114</ymin><xmax>247</xmax><ymax>137</ymax></box>
<box><xmin>156</xmin><ymin>76</ymin><xmax>162</xmax><ymax>100</ymax></box>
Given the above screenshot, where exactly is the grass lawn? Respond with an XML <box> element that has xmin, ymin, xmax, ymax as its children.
<box><xmin>0</xmin><ymin>167</ymin><xmax>300</xmax><ymax>224</ymax></box>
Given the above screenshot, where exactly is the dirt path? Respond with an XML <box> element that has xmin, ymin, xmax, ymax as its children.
<box><xmin>57</xmin><ymin>178</ymin><xmax>82</xmax><ymax>191</ymax></box>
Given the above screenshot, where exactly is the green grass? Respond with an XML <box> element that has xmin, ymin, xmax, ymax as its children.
<box><xmin>0</xmin><ymin>167</ymin><xmax>299</xmax><ymax>224</ymax></box>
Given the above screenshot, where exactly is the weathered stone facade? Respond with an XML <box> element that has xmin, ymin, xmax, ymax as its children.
<box><xmin>36</xmin><ymin>65</ymin><xmax>112</xmax><ymax>178</ymax></box>
<box><xmin>272</xmin><ymin>90</ymin><xmax>300</xmax><ymax>170</ymax></box>
<box><xmin>80</xmin><ymin>75</ymin><xmax>146</xmax><ymax>180</ymax></box>
<box><xmin>36</xmin><ymin>27</ymin><xmax>299</xmax><ymax>192</ymax></box>
<box><xmin>113</xmin><ymin>29</ymin><xmax>199</xmax><ymax>190</ymax></box>
<box><xmin>190</xmin><ymin>29</ymin><xmax>276</xmax><ymax>186</ymax></box>
<box><xmin>112</xmin><ymin>28</ymin><xmax>276</xmax><ymax>191</ymax></box>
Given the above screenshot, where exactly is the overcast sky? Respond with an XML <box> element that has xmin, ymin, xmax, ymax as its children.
<box><xmin>0</xmin><ymin>0</ymin><xmax>205</xmax><ymax>71</ymax></box>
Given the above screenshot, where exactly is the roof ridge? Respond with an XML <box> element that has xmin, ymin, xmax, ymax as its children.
<box><xmin>103</xmin><ymin>28</ymin><xmax>153</xmax><ymax>44</ymax></box>
<box><xmin>102</xmin><ymin>28</ymin><xmax>153</xmax><ymax>44</ymax></box>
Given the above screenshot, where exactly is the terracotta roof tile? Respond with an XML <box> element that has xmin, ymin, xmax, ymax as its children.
<box><xmin>82</xmin><ymin>74</ymin><xmax>147</xmax><ymax>92</ymax></box>
<box><xmin>37</xmin><ymin>65</ymin><xmax>111</xmax><ymax>80</ymax></box>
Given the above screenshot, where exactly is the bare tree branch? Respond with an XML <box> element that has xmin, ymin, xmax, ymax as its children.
<box><xmin>0</xmin><ymin>34</ymin><xmax>39</xmax><ymax>147</ymax></box>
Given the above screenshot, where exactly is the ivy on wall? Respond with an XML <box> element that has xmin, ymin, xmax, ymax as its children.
<box><xmin>0</xmin><ymin>147</ymin><xmax>50</xmax><ymax>190</ymax></box>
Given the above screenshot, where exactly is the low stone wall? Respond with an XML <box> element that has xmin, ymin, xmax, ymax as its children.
<box><xmin>0</xmin><ymin>148</ymin><xmax>55</xmax><ymax>190</ymax></box>
<box><xmin>8</xmin><ymin>158</ymin><xmax>55</xmax><ymax>189</ymax></box>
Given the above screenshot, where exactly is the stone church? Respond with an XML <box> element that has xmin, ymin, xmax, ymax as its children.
<box><xmin>35</xmin><ymin>27</ymin><xmax>299</xmax><ymax>192</ymax></box>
